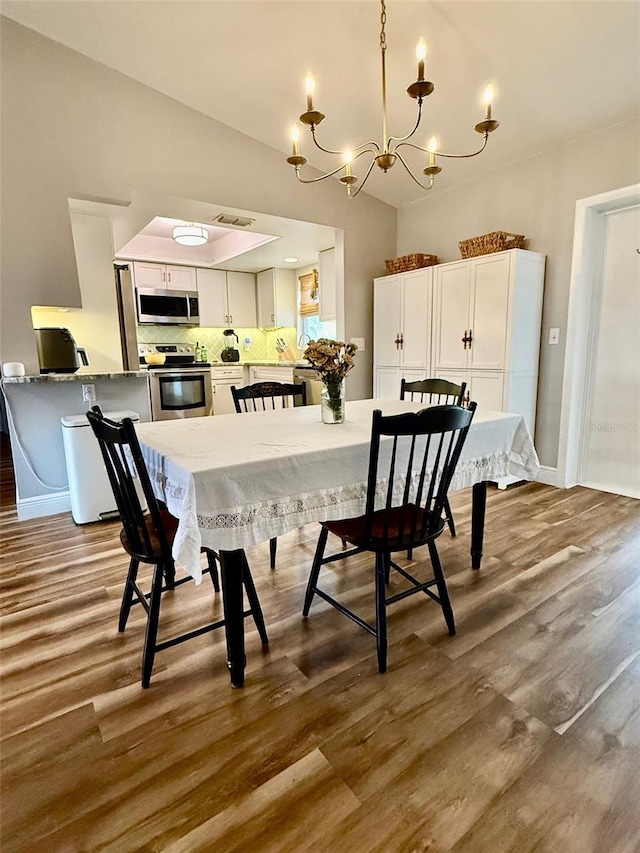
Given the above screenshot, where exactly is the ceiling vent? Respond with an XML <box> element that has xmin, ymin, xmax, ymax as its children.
<box><xmin>214</xmin><ymin>213</ymin><xmax>255</xmax><ymax>227</ymax></box>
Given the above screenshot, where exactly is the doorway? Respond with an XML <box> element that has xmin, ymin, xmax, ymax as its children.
<box><xmin>580</xmin><ymin>205</ymin><xmax>640</xmax><ymax>497</ymax></box>
<box><xmin>557</xmin><ymin>183</ymin><xmax>640</xmax><ymax>495</ymax></box>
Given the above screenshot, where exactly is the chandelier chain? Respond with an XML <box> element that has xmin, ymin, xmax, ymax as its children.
<box><xmin>380</xmin><ymin>0</ymin><xmax>387</xmax><ymax>52</ymax></box>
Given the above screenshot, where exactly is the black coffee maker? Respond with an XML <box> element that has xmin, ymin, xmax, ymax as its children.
<box><xmin>221</xmin><ymin>329</ymin><xmax>240</xmax><ymax>362</ymax></box>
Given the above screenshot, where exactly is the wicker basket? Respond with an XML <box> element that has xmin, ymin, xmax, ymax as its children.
<box><xmin>459</xmin><ymin>232</ymin><xmax>526</xmax><ymax>259</ymax></box>
<box><xmin>385</xmin><ymin>253</ymin><xmax>438</xmax><ymax>274</ymax></box>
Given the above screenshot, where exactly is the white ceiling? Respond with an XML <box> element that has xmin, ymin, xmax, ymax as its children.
<box><xmin>70</xmin><ymin>195</ymin><xmax>337</xmax><ymax>272</ymax></box>
<box><xmin>3</xmin><ymin>1</ymin><xmax>639</xmax><ymax>209</ymax></box>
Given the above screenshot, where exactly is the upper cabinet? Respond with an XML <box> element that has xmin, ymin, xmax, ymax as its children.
<box><xmin>318</xmin><ymin>248</ymin><xmax>337</xmax><ymax>321</ymax></box>
<box><xmin>256</xmin><ymin>268</ymin><xmax>296</xmax><ymax>328</ymax></box>
<box><xmin>132</xmin><ymin>262</ymin><xmax>196</xmax><ymax>291</ymax></box>
<box><xmin>374</xmin><ymin>268</ymin><xmax>432</xmax><ymax>370</ymax></box>
<box><xmin>197</xmin><ymin>269</ymin><xmax>257</xmax><ymax>327</ymax></box>
<box><xmin>433</xmin><ymin>250</ymin><xmax>545</xmax><ymax>377</ymax></box>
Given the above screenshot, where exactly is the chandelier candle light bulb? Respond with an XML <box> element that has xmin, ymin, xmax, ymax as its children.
<box><xmin>291</xmin><ymin>124</ymin><xmax>300</xmax><ymax>155</ymax></box>
<box><xmin>416</xmin><ymin>37</ymin><xmax>427</xmax><ymax>80</ymax></box>
<box><xmin>428</xmin><ymin>136</ymin><xmax>437</xmax><ymax>166</ymax></box>
<box><xmin>305</xmin><ymin>72</ymin><xmax>315</xmax><ymax>111</ymax></box>
<box><xmin>286</xmin><ymin>0</ymin><xmax>500</xmax><ymax>198</ymax></box>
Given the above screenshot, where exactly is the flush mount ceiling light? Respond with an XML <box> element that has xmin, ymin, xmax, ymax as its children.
<box><xmin>172</xmin><ymin>223</ymin><xmax>209</xmax><ymax>246</ymax></box>
<box><xmin>287</xmin><ymin>0</ymin><xmax>500</xmax><ymax>198</ymax></box>
<box><xmin>283</xmin><ymin>257</ymin><xmax>299</xmax><ymax>263</ymax></box>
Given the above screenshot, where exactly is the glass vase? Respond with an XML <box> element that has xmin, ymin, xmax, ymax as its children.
<box><xmin>321</xmin><ymin>378</ymin><xmax>345</xmax><ymax>424</ymax></box>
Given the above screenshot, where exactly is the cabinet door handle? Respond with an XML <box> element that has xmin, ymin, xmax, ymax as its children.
<box><xmin>167</xmin><ymin>271</ymin><xmax>171</xmax><ymax>283</ymax></box>
<box><xmin>399</xmin><ymin>334</ymin><xmax>404</xmax><ymax>350</ymax></box>
<box><xmin>229</xmin><ymin>314</ymin><xmax>233</xmax><ymax>324</ymax></box>
<box><xmin>394</xmin><ymin>332</ymin><xmax>402</xmax><ymax>350</ymax></box>
<box><xmin>462</xmin><ymin>329</ymin><xmax>472</xmax><ymax>349</ymax></box>
<box><xmin>468</xmin><ymin>328</ymin><xmax>473</xmax><ymax>349</ymax></box>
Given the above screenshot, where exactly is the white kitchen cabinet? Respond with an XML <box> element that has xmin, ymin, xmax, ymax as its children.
<box><xmin>318</xmin><ymin>248</ymin><xmax>336</xmax><ymax>321</ymax></box>
<box><xmin>211</xmin><ymin>365</ymin><xmax>246</xmax><ymax>415</ymax></box>
<box><xmin>433</xmin><ymin>249</ymin><xmax>545</xmax><ymax>435</ymax></box>
<box><xmin>256</xmin><ymin>268</ymin><xmax>296</xmax><ymax>328</ymax></box>
<box><xmin>197</xmin><ymin>269</ymin><xmax>257</xmax><ymax>327</ymax></box>
<box><xmin>374</xmin><ymin>367</ymin><xmax>426</xmax><ymax>399</ymax></box>
<box><xmin>132</xmin><ymin>261</ymin><xmax>196</xmax><ymax>291</ymax></box>
<box><xmin>373</xmin><ymin>267</ymin><xmax>432</xmax><ymax>369</ymax></box>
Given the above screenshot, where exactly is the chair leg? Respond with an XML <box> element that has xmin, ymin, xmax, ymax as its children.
<box><xmin>444</xmin><ymin>497</ymin><xmax>456</xmax><ymax>537</ymax></box>
<box><xmin>303</xmin><ymin>526</ymin><xmax>329</xmax><ymax>617</ymax></box>
<box><xmin>119</xmin><ymin>558</ymin><xmax>140</xmax><ymax>633</ymax></box>
<box><xmin>269</xmin><ymin>537</ymin><xmax>277</xmax><ymax>570</ymax></box>
<box><xmin>141</xmin><ymin>562</ymin><xmax>164</xmax><ymax>688</ymax></box>
<box><xmin>384</xmin><ymin>551</ymin><xmax>391</xmax><ymax>584</ymax></box>
<box><xmin>375</xmin><ymin>552</ymin><xmax>388</xmax><ymax>673</ymax></box>
<box><xmin>204</xmin><ymin>548</ymin><xmax>220</xmax><ymax>592</ymax></box>
<box><xmin>164</xmin><ymin>559</ymin><xmax>176</xmax><ymax>591</ymax></box>
<box><xmin>427</xmin><ymin>540</ymin><xmax>455</xmax><ymax>636</ymax></box>
<box><xmin>241</xmin><ymin>552</ymin><xmax>269</xmax><ymax>645</ymax></box>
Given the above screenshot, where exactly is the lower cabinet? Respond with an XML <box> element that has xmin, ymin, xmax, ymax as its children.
<box><xmin>374</xmin><ymin>367</ymin><xmax>426</xmax><ymax>399</ymax></box>
<box><xmin>211</xmin><ymin>366</ymin><xmax>247</xmax><ymax>415</ymax></box>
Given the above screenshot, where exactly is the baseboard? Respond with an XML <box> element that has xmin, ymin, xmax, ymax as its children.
<box><xmin>536</xmin><ymin>465</ymin><xmax>558</xmax><ymax>487</ymax></box>
<box><xmin>17</xmin><ymin>491</ymin><xmax>71</xmax><ymax>521</ymax></box>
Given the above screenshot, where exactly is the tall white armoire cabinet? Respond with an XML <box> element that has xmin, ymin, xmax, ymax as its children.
<box><xmin>374</xmin><ymin>249</ymin><xmax>545</xmax><ymax>438</ymax></box>
<box><xmin>373</xmin><ymin>268</ymin><xmax>433</xmax><ymax>399</ymax></box>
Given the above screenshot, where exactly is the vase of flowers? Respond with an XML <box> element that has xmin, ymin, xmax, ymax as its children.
<box><xmin>303</xmin><ymin>338</ymin><xmax>358</xmax><ymax>424</ymax></box>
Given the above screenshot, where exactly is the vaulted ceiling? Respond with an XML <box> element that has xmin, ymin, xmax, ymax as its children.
<box><xmin>3</xmin><ymin>1</ymin><xmax>639</xmax><ymax>208</ymax></box>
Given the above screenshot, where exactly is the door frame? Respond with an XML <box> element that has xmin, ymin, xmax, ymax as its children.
<box><xmin>556</xmin><ymin>183</ymin><xmax>640</xmax><ymax>488</ymax></box>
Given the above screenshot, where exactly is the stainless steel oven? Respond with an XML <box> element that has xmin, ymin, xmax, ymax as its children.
<box><xmin>149</xmin><ymin>368</ymin><xmax>213</xmax><ymax>420</ymax></box>
<box><xmin>141</xmin><ymin>343</ymin><xmax>213</xmax><ymax>420</ymax></box>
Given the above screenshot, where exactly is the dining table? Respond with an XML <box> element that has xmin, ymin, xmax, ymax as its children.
<box><xmin>135</xmin><ymin>398</ymin><xmax>540</xmax><ymax>686</ymax></box>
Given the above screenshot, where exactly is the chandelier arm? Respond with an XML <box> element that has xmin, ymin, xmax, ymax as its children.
<box><xmin>394</xmin><ymin>150</ymin><xmax>436</xmax><ymax>191</ymax></box>
<box><xmin>348</xmin><ymin>156</ymin><xmax>378</xmax><ymax>199</ymax></box>
<box><xmin>395</xmin><ymin>134</ymin><xmax>489</xmax><ymax>160</ymax></box>
<box><xmin>310</xmin><ymin>128</ymin><xmax>380</xmax><ymax>157</ymax></box>
<box><xmin>293</xmin><ymin>161</ymin><xmax>360</xmax><ymax>184</ymax></box>
<box><xmin>386</xmin><ymin>100</ymin><xmax>424</xmax><ymax>149</ymax></box>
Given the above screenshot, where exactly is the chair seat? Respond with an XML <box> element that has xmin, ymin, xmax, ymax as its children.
<box><xmin>120</xmin><ymin>508</ymin><xmax>179</xmax><ymax>562</ymax></box>
<box><xmin>324</xmin><ymin>504</ymin><xmax>445</xmax><ymax>552</ymax></box>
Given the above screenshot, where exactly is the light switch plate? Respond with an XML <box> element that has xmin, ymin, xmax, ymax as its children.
<box><xmin>351</xmin><ymin>337</ymin><xmax>365</xmax><ymax>351</ymax></box>
<box><xmin>548</xmin><ymin>328</ymin><xmax>560</xmax><ymax>345</ymax></box>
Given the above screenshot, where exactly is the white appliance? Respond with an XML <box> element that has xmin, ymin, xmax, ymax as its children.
<box><xmin>211</xmin><ymin>365</ymin><xmax>245</xmax><ymax>415</ymax></box>
<box><xmin>61</xmin><ymin>410</ymin><xmax>141</xmax><ymax>524</ymax></box>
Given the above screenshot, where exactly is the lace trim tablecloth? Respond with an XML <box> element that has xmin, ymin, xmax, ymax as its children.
<box><xmin>137</xmin><ymin>399</ymin><xmax>540</xmax><ymax>583</ymax></box>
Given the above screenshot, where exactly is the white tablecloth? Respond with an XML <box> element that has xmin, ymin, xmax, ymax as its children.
<box><xmin>136</xmin><ymin>399</ymin><xmax>539</xmax><ymax>583</ymax></box>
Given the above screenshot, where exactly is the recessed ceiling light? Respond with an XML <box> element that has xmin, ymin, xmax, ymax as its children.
<box><xmin>283</xmin><ymin>257</ymin><xmax>298</xmax><ymax>264</ymax></box>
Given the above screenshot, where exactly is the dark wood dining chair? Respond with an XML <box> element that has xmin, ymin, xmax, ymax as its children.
<box><xmin>230</xmin><ymin>381</ymin><xmax>307</xmax><ymax>569</ymax></box>
<box><xmin>86</xmin><ymin>406</ymin><xmax>268</xmax><ymax>688</ymax></box>
<box><xmin>303</xmin><ymin>402</ymin><xmax>476</xmax><ymax>673</ymax></box>
<box><xmin>400</xmin><ymin>378</ymin><xmax>467</xmax><ymax>539</ymax></box>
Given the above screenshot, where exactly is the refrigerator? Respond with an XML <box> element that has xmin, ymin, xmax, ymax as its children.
<box><xmin>114</xmin><ymin>263</ymin><xmax>140</xmax><ymax>371</ymax></box>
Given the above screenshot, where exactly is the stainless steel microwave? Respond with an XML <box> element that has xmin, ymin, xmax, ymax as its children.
<box><xmin>136</xmin><ymin>287</ymin><xmax>200</xmax><ymax>326</ymax></box>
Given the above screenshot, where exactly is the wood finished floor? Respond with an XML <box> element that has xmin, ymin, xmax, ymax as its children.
<box><xmin>1</xmin><ymin>432</ymin><xmax>639</xmax><ymax>852</ymax></box>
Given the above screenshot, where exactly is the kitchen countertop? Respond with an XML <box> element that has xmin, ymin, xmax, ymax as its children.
<box><xmin>2</xmin><ymin>370</ymin><xmax>149</xmax><ymax>384</ymax></box>
<box><xmin>209</xmin><ymin>360</ymin><xmax>310</xmax><ymax>368</ymax></box>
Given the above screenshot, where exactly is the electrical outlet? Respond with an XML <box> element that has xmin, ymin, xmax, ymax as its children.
<box><xmin>350</xmin><ymin>337</ymin><xmax>365</xmax><ymax>351</ymax></box>
<box><xmin>82</xmin><ymin>384</ymin><xmax>96</xmax><ymax>403</ymax></box>
<box><xmin>548</xmin><ymin>328</ymin><xmax>560</xmax><ymax>345</ymax></box>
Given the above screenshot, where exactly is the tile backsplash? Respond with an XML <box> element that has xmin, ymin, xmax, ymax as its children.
<box><xmin>136</xmin><ymin>325</ymin><xmax>299</xmax><ymax>362</ymax></box>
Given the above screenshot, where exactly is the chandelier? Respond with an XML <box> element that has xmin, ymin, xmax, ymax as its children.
<box><xmin>286</xmin><ymin>0</ymin><xmax>499</xmax><ymax>198</ymax></box>
<box><xmin>172</xmin><ymin>223</ymin><xmax>209</xmax><ymax>246</ymax></box>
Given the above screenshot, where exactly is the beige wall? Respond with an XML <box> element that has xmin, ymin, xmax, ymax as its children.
<box><xmin>0</xmin><ymin>18</ymin><xmax>396</xmax><ymax>399</ymax></box>
<box><xmin>397</xmin><ymin>118</ymin><xmax>640</xmax><ymax>467</ymax></box>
